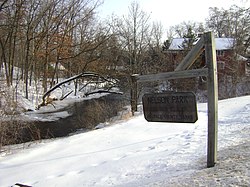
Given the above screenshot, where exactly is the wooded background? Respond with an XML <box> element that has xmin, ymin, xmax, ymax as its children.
<box><xmin>0</xmin><ymin>0</ymin><xmax>249</xmax><ymax>101</ymax></box>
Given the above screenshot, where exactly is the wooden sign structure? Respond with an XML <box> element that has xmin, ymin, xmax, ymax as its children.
<box><xmin>131</xmin><ymin>32</ymin><xmax>218</xmax><ymax>168</ymax></box>
<box><xmin>142</xmin><ymin>92</ymin><xmax>198</xmax><ymax>123</ymax></box>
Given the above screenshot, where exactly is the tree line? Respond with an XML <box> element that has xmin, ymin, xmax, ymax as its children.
<box><xmin>169</xmin><ymin>5</ymin><xmax>250</xmax><ymax>55</ymax></box>
<box><xmin>0</xmin><ymin>0</ymin><xmax>249</xmax><ymax>102</ymax></box>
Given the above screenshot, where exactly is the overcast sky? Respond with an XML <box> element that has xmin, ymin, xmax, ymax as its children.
<box><xmin>99</xmin><ymin>0</ymin><xmax>250</xmax><ymax>29</ymax></box>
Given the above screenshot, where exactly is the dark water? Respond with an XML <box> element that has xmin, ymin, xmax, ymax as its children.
<box><xmin>2</xmin><ymin>94</ymin><xmax>128</xmax><ymax>145</ymax></box>
<box><xmin>35</xmin><ymin>94</ymin><xmax>127</xmax><ymax>137</ymax></box>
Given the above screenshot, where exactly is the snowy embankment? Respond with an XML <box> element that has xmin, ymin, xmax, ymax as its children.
<box><xmin>0</xmin><ymin>96</ymin><xmax>249</xmax><ymax>187</ymax></box>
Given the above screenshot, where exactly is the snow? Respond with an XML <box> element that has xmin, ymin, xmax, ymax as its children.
<box><xmin>168</xmin><ymin>38</ymin><xmax>234</xmax><ymax>50</ymax></box>
<box><xmin>0</xmin><ymin>95</ymin><xmax>250</xmax><ymax>187</ymax></box>
<box><xmin>0</xmin><ymin>65</ymin><xmax>117</xmax><ymax>112</ymax></box>
<box><xmin>22</xmin><ymin>93</ymin><xmax>112</xmax><ymax>122</ymax></box>
<box><xmin>215</xmin><ymin>38</ymin><xmax>235</xmax><ymax>50</ymax></box>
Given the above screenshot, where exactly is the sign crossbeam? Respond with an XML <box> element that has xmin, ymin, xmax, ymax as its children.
<box><xmin>175</xmin><ymin>36</ymin><xmax>205</xmax><ymax>71</ymax></box>
<box><xmin>135</xmin><ymin>68</ymin><xmax>208</xmax><ymax>83</ymax></box>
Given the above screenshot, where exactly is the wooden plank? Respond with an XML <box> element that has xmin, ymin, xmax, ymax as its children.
<box><xmin>204</xmin><ymin>32</ymin><xmax>218</xmax><ymax>168</ymax></box>
<box><xmin>142</xmin><ymin>92</ymin><xmax>198</xmax><ymax>123</ymax></box>
<box><xmin>175</xmin><ymin>36</ymin><xmax>205</xmax><ymax>71</ymax></box>
<box><xmin>134</xmin><ymin>68</ymin><xmax>208</xmax><ymax>83</ymax></box>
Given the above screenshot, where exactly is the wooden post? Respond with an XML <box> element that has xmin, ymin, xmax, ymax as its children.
<box><xmin>131</xmin><ymin>74</ymin><xmax>138</xmax><ymax>115</ymax></box>
<box><xmin>204</xmin><ymin>32</ymin><xmax>218</xmax><ymax>168</ymax></box>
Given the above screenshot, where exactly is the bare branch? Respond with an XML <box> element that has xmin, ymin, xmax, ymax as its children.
<box><xmin>84</xmin><ymin>90</ymin><xmax>123</xmax><ymax>97</ymax></box>
<box><xmin>38</xmin><ymin>72</ymin><xmax>119</xmax><ymax>109</ymax></box>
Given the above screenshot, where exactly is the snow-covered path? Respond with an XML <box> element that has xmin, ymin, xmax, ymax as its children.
<box><xmin>0</xmin><ymin>96</ymin><xmax>249</xmax><ymax>187</ymax></box>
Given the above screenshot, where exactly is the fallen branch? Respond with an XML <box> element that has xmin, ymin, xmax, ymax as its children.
<box><xmin>84</xmin><ymin>90</ymin><xmax>123</xmax><ymax>97</ymax></box>
<box><xmin>60</xmin><ymin>90</ymin><xmax>73</xmax><ymax>100</ymax></box>
<box><xmin>38</xmin><ymin>72</ymin><xmax>119</xmax><ymax>109</ymax></box>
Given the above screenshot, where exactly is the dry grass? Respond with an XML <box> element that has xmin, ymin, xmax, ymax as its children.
<box><xmin>0</xmin><ymin>87</ymin><xmax>40</xmax><ymax>151</ymax></box>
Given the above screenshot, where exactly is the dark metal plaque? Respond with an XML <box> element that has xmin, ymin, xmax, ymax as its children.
<box><xmin>142</xmin><ymin>92</ymin><xmax>198</xmax><ymax>123</ymax></box>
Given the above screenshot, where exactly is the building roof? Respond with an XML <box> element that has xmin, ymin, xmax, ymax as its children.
<box><xmin>168</xmin><ymin>38</ymin><xmax>235</xmax><ymax>50</ymax></box>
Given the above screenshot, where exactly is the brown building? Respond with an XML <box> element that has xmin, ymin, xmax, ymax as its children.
<box><xmin>166</xmin><ymin>38</ymin><xmax>249</xmax><ymax>98</ymax></box>
<box><xmin>167</xmin><ymin>38</ymin><xmax>246</xmax><ymax>75</ymax></box>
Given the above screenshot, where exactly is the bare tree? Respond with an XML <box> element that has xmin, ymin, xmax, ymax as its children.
<box><xmin>143</xmin><ymin>21</ymin><xmax>170</xmax><ymax>74</ymax></box>
<box><xmin>0</xmin><ymin>0</ymin><xmax>26</xmax><ymax>87</ymax></box>
<box><xmin>114</xmin><ymin>1</ymin><xmax>151</xmax><ymax>75</ymax></box>
<box><xmin>206</xmin><ymin>5</ymin><xmax>250</xmax><ymax>55</ymax></box>
<box><xmin>170</xmin><ymin>21</ymin><xmax>205</xmax><ymax>38</ymax></box>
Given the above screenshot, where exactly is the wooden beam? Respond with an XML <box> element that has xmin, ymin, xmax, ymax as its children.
<box><xmin>131</xmin><ymin>74</ymin><xmax>138</xmax><ymax>115</ymax></box>
<box><xmin>175</xmin><ymin>36</ymin><xmax>205</xmax><ymax>71</ymax></box>
<box><xmin>204</xmin><ymin>32</ymin><xmax>218</xmax><ymax>168</ymax></box>
<box><xmin>134</xmin><ymin>68</ymin><xmax>208</xmax><ymax>83</ymax></box>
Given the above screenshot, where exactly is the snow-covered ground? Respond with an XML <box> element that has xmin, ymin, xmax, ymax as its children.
<box><xmin>0</xmin><ymin>95</ymin><xmax>249</xmax><ymax>187</ymax></box>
